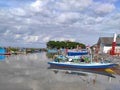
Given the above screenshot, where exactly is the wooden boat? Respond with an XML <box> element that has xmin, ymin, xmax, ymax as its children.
<box><xmin>48</xmin><ymin>61</ymin><xmax>117</xmax><ymax>69</ymax></box>
<box><xmin>48</xmin><ymin>48</ymin><xmax>117</xmax><ymax>70</ymax></box>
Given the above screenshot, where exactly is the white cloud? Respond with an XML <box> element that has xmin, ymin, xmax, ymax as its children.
<box><xmin>55</xmin><ymin>12</ymin><xmax>80</xmax><ymax>24</ymax></box>
<box><xmin>95</xmin><ymin>17</ymin><xmax>103</xmax><ymax>22</ymax></box>
<box><xmin>94</xmin><ymin>0</ymin><xmax>118</xmax><ymax>3</ymax></box>
<box><xmin>14</xmin><ymin>34</ymin><xmax>21</xmax><ymax>39</ymax></box>
<box><xmin>24</xmin><ymin>36</ymin><xmax>39</xmax><ymax>43</ymax></box>
<box><xmin>101</xmin><ymin>12</ymin><xmax>120</xmax><ymax>31</ymax></box>
<box><xmin>93</xmin><ymin>3</ymin><xmax>115</xmax><ymax>15</ymax></box>
<box><xmin>42</xmin><ymin>36</ymin><xmax>51</xmax><ymax>42</ymax></box>
<box><xmin>30</xmin><ymin>0</ymin><xmax>44</xmax><ymax>12</ymax></box>
<box><xmin>55</xmin><ymin>0</ymin><xmax>93</xmax><ymax>11</ymax></box>
<box><xmin>10</xmin><ymin>8</ymin><xmax>26</xmax><ymax>16</ymax></box>
<box><xmin>52</xmin><ymin>37</ymin><xmax>75</xmax><ymax>42</ymax></box>
<box><xmin>0</xmin><ymin>0</ymin><xmax>120</xmax><ymax>47</ymax></box>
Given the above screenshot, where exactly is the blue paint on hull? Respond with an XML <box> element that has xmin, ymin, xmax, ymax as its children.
<box><xmin>48</xmin><ymin>62</ymin><xmax>117</xmax><ymax>69</ymax></box>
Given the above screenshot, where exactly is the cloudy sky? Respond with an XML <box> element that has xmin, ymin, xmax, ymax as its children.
<box><xmin>0</xmin><ymin>0</ymin><xmax>120</xmax><ymax>48</ymax></box>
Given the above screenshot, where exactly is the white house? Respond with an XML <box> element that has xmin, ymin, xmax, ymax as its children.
<box><xmin>97</xmin><ymin>34</ymin><xmax>120</xmax><ymax>54</ymax></box>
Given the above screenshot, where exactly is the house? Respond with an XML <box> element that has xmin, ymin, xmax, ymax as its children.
<box><xmin>97</xmin><ymin>34</ymin><xmax>120</xmax><ymax>54</ymax></box>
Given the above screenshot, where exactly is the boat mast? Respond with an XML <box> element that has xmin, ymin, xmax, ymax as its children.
<box><xmin>89</xmin><ymin>48</ymin><xmax>92</xmax><ymax>63</ymax></box>
<box><xmin>87</xmin><ymin>47</ymin><xmax>92</xmax><ymax>63</ymax></box>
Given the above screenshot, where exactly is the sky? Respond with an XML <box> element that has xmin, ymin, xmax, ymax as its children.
<box><xmin>0</xmin><ymin>0</ymin><xmax>120</xmax><ymax>48</ymax></box>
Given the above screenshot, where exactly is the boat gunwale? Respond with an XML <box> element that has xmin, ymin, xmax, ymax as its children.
<box><xmin>48</xmin><ymin>61</ymin><xmax>117</xmax><ymax>69</ymax></box>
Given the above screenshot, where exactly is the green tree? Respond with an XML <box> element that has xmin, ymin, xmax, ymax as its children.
<box><xmin>47</xmin><ymin>41</ymin><xmax>86</xmax><ymax>49</ymax></box>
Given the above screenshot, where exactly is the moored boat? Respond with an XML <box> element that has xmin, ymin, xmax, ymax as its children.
<box><xmin>48</xmin><ymin>47</ymin><xmax>117</xmax><ymax>70</ymax></box>
<box><xmin>48</xmin><ymin>61</ymin><xmax>117</xmax><ymax>69</ymax></box>
<box><xmin>0</xmin><ymin>48</ymin><xmax>11</xmax><ymax>55</ymax></box>
<box><xmin>0</xmin><ymin>53</ymin><xmax>11</xmax><ymax>55</ymax></box>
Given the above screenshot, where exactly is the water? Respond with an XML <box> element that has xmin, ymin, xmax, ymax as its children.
<box><xmin>0</xmin><ymin>52</ymin><xmax>120</xmax><ymax>90</ymax></box>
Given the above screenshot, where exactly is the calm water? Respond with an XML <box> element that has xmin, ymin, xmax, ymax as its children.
<box><xmin>0</xmin><ymin>52</ymin><xmax>120</xmax><ymax>90</ymax></box>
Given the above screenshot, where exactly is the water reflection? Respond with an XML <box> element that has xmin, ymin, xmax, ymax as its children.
<box><xmin>0</xmin><ymin>55</ymin><xmax>6</xmax><ymax>60</ymax></box>
<box><xmin>48</xmin><ymin>66</ymin><xmax>116</xmax><ymax>78</ymax></box>
<box><xmin>0</xmin><ymin>52</ymin><xmax>119</xmax><ymax>90</ymax></box>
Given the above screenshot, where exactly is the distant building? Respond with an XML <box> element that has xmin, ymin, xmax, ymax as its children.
<box><xmin>97</xmin><ymin>34</ymin><xmax>120</xmax><ymax>54</ymax></box>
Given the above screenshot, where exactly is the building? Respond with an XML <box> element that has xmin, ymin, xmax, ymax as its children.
<box><xmin>97</xmin><ymin>34</ymin><xmax>120</xmax><ymax>54</ymax></box>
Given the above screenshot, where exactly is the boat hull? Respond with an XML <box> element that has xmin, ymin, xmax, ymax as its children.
<box><xmin>48</xmin><ymin>62</ymin><xmax>117</xmax><ymax>69</ymax></box>
<box><xmin>0</xmin><ymin>53</ymin><xmax>11</xmax><ymax>55</ymax></box>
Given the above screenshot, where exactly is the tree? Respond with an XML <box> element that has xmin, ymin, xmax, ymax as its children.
<box><xmin>47</xmin><ymin>40</ymin><xmax>86</xmax><ymax>49</ymax></box>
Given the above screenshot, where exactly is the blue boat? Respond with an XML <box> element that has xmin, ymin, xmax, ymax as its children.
<box><xmin>0</xmin><ymin>48</ymin><xmax>11</xmax><ymax>55</ymax></box>
<box><xmin>48</xmin><ymin>61</ymin><xmax>117</xmax><ymax>69</ymax></box>
<box><xmin>48</xmin><ymin>48</ymin><xmax>117</xmax><ymax>69</ymax></box>
<box><xmin>0</xmin><ymin>48</ymin><xmax>6</xmax><ymax>54</ymax></box>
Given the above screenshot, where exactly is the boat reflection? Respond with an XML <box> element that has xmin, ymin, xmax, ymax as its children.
<box><xmin>0</xmin><ymin>55</ymin><xmax>6</xmax><ymax>60</ymax></box>
<box><xmin>48</xmin><ymin>66</ymin><xmax>117</xmax><ymax>78</ymax></box>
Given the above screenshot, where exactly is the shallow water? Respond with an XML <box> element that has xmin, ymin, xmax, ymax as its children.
<box><xmin>0</xmin><ymin>52</ymin><xmax>120</xmax><ymax>90</ymax></box>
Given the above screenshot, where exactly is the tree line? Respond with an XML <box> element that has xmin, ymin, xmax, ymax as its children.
<box><xmin>47</xmin><ymin>40</ymin><xmax>86</xmax><ymax>49</ymax></box>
